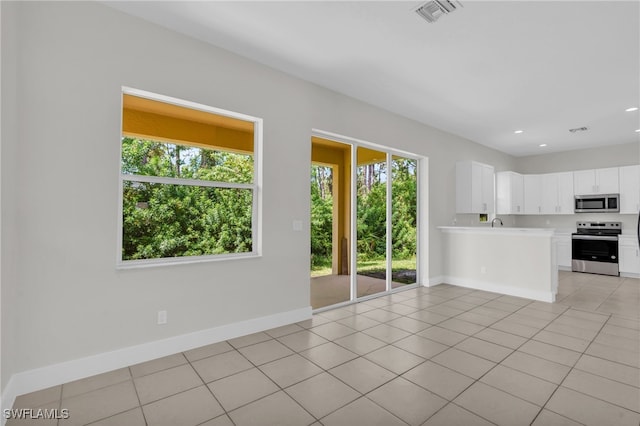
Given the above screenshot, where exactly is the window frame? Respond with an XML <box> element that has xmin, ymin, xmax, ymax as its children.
<box><xmin>117</xmin><ymin>87</ymin><xmax>263</xmax><ymax>268</ymax></box>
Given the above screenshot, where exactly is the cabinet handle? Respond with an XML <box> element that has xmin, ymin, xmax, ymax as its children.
<box><xmin>538</xmin><ymin>206</ymin><xmax>541</xmax><ymax>213</ymax></box>
<box><xmin>517</xmin><ymin>205</ymin><xmax>520</xmax><ymax>213</ymax></box>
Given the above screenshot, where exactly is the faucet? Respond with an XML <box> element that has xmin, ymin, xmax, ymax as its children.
<box><xmin>491</xmin><ymin>218</ymin><xmax>503</xmax><ymax>228</ymax></box>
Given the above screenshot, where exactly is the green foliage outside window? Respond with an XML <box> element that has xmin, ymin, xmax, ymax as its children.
<box><xmin>310</xmin><ymin>158</ymin><xmax>417</xmax><ymax>272</ymax></box>
<box><xmin>121</xmin><ymin>137</ymin><xmax>254</xmax><ymax>261</ymax></box>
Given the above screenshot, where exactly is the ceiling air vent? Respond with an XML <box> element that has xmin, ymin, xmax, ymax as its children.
<box><xmin>415</xmin><ymin>0</ymin><xmax>463</xmax><ymax>23</ymax></box>
<box><xmin>569</xmin><ymin>127</ymin><xmax>589</xmax><ymax>133</ymax></box>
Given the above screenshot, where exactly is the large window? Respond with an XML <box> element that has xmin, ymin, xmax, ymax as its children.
<box><xmin>118</xmin><ymin>88</ymin><xmax>262</xmax><ymax>266</ymax></box>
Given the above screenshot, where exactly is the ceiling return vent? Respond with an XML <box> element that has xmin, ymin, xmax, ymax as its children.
<box><xmin>415</xmin><ymin>0</ymin><xmax>463</xmax><ymax>23</ymax></box>
<box><xmin>569</xmin><ymin>127</ymin><xmax>589</xmax><ymax>133</ymax></box>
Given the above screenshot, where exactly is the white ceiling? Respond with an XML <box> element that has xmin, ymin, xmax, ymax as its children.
<box><xmin>107</xmin><ymin>1</ymin><xmax>640</xmax><ymax>157</ymax></box>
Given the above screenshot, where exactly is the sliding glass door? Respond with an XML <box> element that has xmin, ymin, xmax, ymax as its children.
<box><xmin>391</xmin><ymin>156</ymin><xmax>418</xmax><ymax>288</ymax></box>
<box><xmin>311</xmin><ymin>134</ymin><xmax>421</xmax><ymax>310</ymax></box>
<box><xmin>356</xmin><ymin>147</ymin><xmax>388</xmax><ymax>298</ymax></box>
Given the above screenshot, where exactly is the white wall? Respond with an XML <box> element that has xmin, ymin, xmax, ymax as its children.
<box><xmin>0</xmin><ymin>0</ymin><xmax>516</xmax><ymax>394</ymax></box>
<box><xmin>1</xmin><ymin>0</ymin><xmax>19</xmax><ymax>400</ymax></box>
<box><xmin>514</xmin><ymin>142</ymin><xmax>639</xmax><ymax>174</ymax></box>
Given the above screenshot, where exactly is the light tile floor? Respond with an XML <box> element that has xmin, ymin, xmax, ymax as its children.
<box><xmin>9</xmin><ymin>271</ymin><xmax>640</xmax><ymax>425</ymax></box>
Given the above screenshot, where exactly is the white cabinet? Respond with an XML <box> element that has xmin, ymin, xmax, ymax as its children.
<box><xmin>524</xmin><ymin>172</ymin><xmax>573</xmax><ymax>215</ymax></box>
<box><xmin>496</xmin><ymin>171</ymin><xmax>524</xmax><ymax>214</ymax></box>
<box><xmin>541</xmin><ymin>172</ymin><xmax>574</xmax><ymax>214</ymax></box>
<box><xmin>456</xmin><ymin>161</ymin><xmax>495</xmax><ymax>214</ymax></box>
<box><xmin>574</xmin><ymin>167</ymin><xmax>619</xmax><ymax>195</ymax></box>
<box><xmin>554</xmin><ymin>234</ymin><xmax>572</xmax><ymax>269</ymax></box>
<box><xmin>619</xmin><ymin>236</ymin><xmax>640</xmax><ymax>277</ymax></box>
<box><xmin>619</xmin><ymin>165</ymin><xmax>640</xmax><ymax>214</ymax></box>
<box><xmin>524</xmin><ymin>175</ymin><xmax>542</xmax><ymax>214</ymax></box>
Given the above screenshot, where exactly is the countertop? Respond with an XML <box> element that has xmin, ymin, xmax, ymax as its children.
<box><xmin>437</xmin><ymin>226</ymin><xmax>555</xmax><ymax>236</ymax></box>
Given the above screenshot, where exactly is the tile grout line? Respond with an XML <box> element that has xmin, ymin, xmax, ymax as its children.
<box><xmin>127</xmin><ymin>366</ymin><xmax>148</xmax><ymax>426</ymax></box>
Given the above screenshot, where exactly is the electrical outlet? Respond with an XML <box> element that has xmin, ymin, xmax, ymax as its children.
<box><xmin>292</xmin><ymin>220</ymin><xmax>303</xmax><ymax>231</ymax></box>
<box><xmin>480</xmin><ymin>266</ymin><xmax>487</xmax><ymax>274</ymax></box>
<box><xmin>157</xmin><ymin>310</ymin><xmax>167</xmax><ymax>325</ymax></box>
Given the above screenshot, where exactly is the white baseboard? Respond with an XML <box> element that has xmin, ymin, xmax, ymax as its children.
<box><xmin>620</xmin><ymin>272</ymin><xmax>640</xmax><ymax>279</ymax></box>
<box><xmin>1</xmin><ymin>306</ymin><xmax>311</xmax><ymax>416</ymax></box>
<box><xmin>442</xmin><ymin>276</ymin><xmax>555</xmax><ymax>303</ymax></box>
<box><xmin>426</xmin><ymin>276</ymin><xmax>445</xmax><ymax>287</ymax></box>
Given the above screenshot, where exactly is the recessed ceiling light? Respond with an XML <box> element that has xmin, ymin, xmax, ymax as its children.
<box><xmin>636</xmin><ymin>129</ymin><xmax>640</xmax><ymax>132</ymax></box>
<box><xmin>514</xmin><ymin>130</ymin><xmax>523</xmax><ymax>134</ymax></box>
<box><xmin>539</xmin><ymin>144</ymin><xmax>547</xmax><ymax>147</ymax></box>
<box><xmin>625</xmin><ymin>107</ymin><xmax>638</xmax><ymax>112</ymax></box>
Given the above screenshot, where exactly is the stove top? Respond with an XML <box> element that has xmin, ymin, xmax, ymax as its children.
<box><xmin>575</xmin><ymin>221</ymin><xmax>622</xmax><ymax>236</ymax></box>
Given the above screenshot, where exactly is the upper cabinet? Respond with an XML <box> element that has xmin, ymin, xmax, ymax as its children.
<box><xmin>523</xmin><ymin>174</ymin><xmax>543</xmax><ymax>214</ymax></box>
<box><xmin>619</xmin><ymin>165</ymin><xmax>640</xmax><ymax>214</ymax></box>
<box><xmin>542</xmin><ymin>172</ymin><xmax>574</xmax><ymax>214</ymax></box>
<box><xmin>496</xmin><ymin>171</ymin><xmax>524</xmax><ymax>215</ymax></box>
<box><xmin>456</xmin><ymin>161</ymin><xmax>495</xmax><ymax>214</ymax></box>
<box><xmin>573</xmin><ymin>167</ymin><xmax>619</xmax><ymax>195</ymax></box>
<box><xmin>523</xmin><ymin>172</ymin><xmax>573</xmax><ymax>215</ymax></box>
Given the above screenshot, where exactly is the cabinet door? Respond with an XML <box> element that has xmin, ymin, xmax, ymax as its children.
<box><xmin>619</xmin><ymin>241</ymin><xmax>640</xmax><ymax>275</ymax></box>
<box><xmin>556</xmin><ymin>172</ymin><xmax>574</xmax><ymax>214</ymax></box>
<box><xmin>556</xmin><ymin>238</ymin><xmax>571</xmax><ymax>268</ymax></box>
<box><xmin>524</xmin><ymin>175</ymin><xmax>542</xmax><ymax>214</ymax></box>
<box><xmin>456</xmin><ymin>161</ymin><xmax>494</xmax><ymax>214</ymax></box>
<box><xmin>596</xmin><ymin>167</ymin><xmax>619</xmax><ymax>194</ymax></box>
<box><xmin>619</xmin><ymin>165</ymin><xmax>640</xmax><ymax>214</ymax></box>
<box><xmin>471</xmin><ymin>162</ymin><xmax>483</xmax><ymax>212</ymax></box>
<box><xmin>481</xmin><ymin>164</ymin><xmax>495</xmax><ymax>213</ymax></box>
<box><xmin>496</xmin><ymin>172</ymin><xmax>511</xmax><ymax>214</ymax></box>
<box><xmin>496</xmin><ymin>172</ymin><xmax>523</xmax><ymax>215</ymax></box>
<box><xmin>574</xmin><ymin>169</ymin><xmax>596</xmax><ymax>195</ymax></box>
<box><xmin>541</xmin><ymin>174</ymin><xmax>558</xmax><ymax>214</ymax></box>
<box><xmin>511</xmin><ymin>172</ymin><xmax>524</xmax><ymax>214</ymax></box>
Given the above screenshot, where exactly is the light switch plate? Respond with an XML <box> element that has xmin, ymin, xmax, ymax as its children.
<box><xmin>293</xmin><ymin>220</ymin><xmax>303</xmax><ymax>231</ymax></box>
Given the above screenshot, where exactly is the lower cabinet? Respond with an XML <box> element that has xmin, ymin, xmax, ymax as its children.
<box><xmin>619</xmin><ymin>236</ymin><xmax>640</xmax><ymax>277</ymax></box>
<box><xmin>555</xmin><ymin>234</ymin><xmax>572</xmax><ymax>270</ymax></box>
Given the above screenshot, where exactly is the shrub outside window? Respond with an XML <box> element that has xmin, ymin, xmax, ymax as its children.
<box><xmin>118</xmin><ymin>88</ymin><xmax>262</xmax><ymax>267</ymax></box>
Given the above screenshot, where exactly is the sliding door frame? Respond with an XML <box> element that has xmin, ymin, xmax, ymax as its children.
<box><xmin>312</xmin><ymin>129</ymin><xmax>428</xmax><ymax>311</ymax></box>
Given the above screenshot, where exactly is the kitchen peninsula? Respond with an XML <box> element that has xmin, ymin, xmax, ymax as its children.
<box><xmin>438</xmin><ymin>226</ymin><xmax>558</xmax><ymax>302</ymax></box>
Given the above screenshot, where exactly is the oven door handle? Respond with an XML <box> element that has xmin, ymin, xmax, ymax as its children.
<box><xmin>572</xmin><ymin>235</ymin><xmax>619</xmax><ymax>241</ymax></box>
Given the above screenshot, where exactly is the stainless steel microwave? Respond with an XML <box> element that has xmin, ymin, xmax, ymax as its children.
<box><xmin>574</xmin><ymin>194</ymin><xmax>619</xmax><ymax>213</ymax></box>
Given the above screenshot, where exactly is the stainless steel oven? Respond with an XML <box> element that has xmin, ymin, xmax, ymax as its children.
<box><xmin>571</xmin><ymin>222</ymin><xmax>621</xmax><ymax>276</ymax></box>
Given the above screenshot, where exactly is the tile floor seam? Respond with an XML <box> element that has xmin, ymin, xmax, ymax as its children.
<box><xmin>236</xmin><ymin>388</ymin><xmax>319</xmax><ymax>425</ymax></box>
<box><xmin>80</xmin><ymin>402</ymin><xmax>142</xmax><ymax>426</ymax></box>
<box><xmin>448</xmin><ymin>402</ymin><xmax>501</xmax><ymax>426</ymax></box>
<box><xmin>592</xmin><ymin>279</ymin><xmax>625</xmax><ymax>312</ymax></box>
<box><xmin>571</xmin><ymin>357</ymin><xmax>640</xmax><ymax>389</ymax></box>
<box><xmin>280</xmin><ymin>383</ymin><xmax>345</xmax><ymax>424</ymax></box>
<box><xmin>240</xmin><ymin>335</ymin><xmax>362</xmax><ymax>424</ymax></box>
<box><xmin>533</xmin><ymin>311</ymin><xmax>628</xmax><ymax>424</ymax></box>
<box><xmin>127</xmin><ymin>366</ymin><xmax>149</xmax><ymax>426</ymax></box>
<box><xmin>549</xmin><ymin>383</ymin><xmax>640</xmax><ymax>417</ymax></box>
<box><xmin>326</xmin><ymin>358</ymin><xmax>400</xmax><ymax>396</ymax></box>
<box><xmin>185</xmin><ymin>352</ymin><xmax>234</xmax><ymax>423</ymax></box>
<box><xmin>578</xmin><ymin>311</ymin><xmax>617</xmax><ymax>358</ymax></box>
